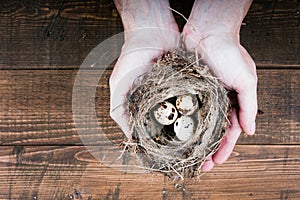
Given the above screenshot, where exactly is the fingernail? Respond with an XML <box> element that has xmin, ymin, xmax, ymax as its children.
<box><xmin>249</xmin><ymin>122</ymin><xmax>256</xmax><ymax>135</ymax></box>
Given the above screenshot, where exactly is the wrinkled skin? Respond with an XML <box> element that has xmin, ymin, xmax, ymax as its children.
<box><xmin>110</xmin><ymin>0</ymin><xmax>257</xmax><ymax>172</ymax></box>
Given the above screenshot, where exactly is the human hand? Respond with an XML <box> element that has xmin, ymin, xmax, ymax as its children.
<box><xmin>182</xmin><ymin>0</ymin><xmax>257</xmax><ymax>171</ymax></box>
<box><xmin>110</xmin><ymin>0</ymin><xmax>180</xmax><ymax>137</ymax></box>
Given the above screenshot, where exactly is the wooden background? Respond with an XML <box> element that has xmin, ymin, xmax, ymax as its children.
<box><xmin>0</xmin><ymin>0</ymin><xmax>299</xmax><ymax>199</ymax></box>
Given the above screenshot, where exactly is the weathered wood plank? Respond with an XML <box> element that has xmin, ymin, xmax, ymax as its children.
<box><xmin>0</xmin><ymin>0</ymin><xmax>123</xmax><ymax>69</ymax></box>
<box><xmin>0</xmin><ymin>0</ymin><xmax>298</xmax><ymax>69</ymax></box>
<box><xmin>241</xmin><ymin>0</ymin><xmax>300</xmax><ymax>66</ymax></box>
<box><xmin>0</xmin><ymin>69</ymin><xmax>299</xmax><ymax>145</ymax></box>
<box><xmin>0</xmin><ymin>145</ymin><xmax>299</xmax><ymax>199</ymax></box>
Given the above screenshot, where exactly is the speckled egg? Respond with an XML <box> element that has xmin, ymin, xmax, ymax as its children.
<box><xmin>153</xmin><ymin>101</ymin><xmax>178</xmax><ymax>125</ymax></box>
<box><xmin>176</xmin><ymin>94</ymin><xmax>198</xmax><ymax>115</ymax></box>
<box><xmin>174</xmin><ymin>116</ymin><xmax>194</xmax><ymax>142</ymax></box>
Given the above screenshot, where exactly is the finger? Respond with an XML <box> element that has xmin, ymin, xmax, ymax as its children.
<box><xmin>201</xmin><ymin>155</ymin><xmax>215</xmax><ymax>172</ymax></box>
<box><xmin>213</xmin><ymin>109</ymin><xmax>242</xmax><ymax>164</ymax></box>
<box><xmin>109</xmin><ymin>58</ymin><xmax>154</xmax><ymax>139</ymax></box>
<box><xmin>236</xmin><ymin>79</ymin><xmax>258</xmax><ymax>135</ymax></box>
<box><xmin>235</xmin><ymin>47</ymin><xmax>258</xmax><ymax>135</ymax></box>
<box><xmin>110</xmin><ymin>96</ymin><xmax>131</xmax><ymax>138</ymax></box>
<box><xmin>110</xmin><ymin>66</ymin><xmax>138</xmax><ymax>138</ymax></box>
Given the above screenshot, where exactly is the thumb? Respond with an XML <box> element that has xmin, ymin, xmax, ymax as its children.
<box><xmin>234</xmin><ymin>45</ymin><xmax>258</xmax><ymax>136</ymax></box>
<box><xmin>109</xmin><ymin>73</ymin><xmax>132</xmax><ymax>138</ymax></box>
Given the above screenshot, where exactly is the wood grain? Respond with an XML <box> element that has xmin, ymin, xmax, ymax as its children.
<box><xmin>0</xmin><ymin>0</ymin><xmax>122</xmax><ymax>69</ymax></box>
<box><xmin>0</xmin><ymin>0</ymin><xmax>298</xmax><ymax>69</ymax></box>
<box><xmin>0</xmin><ymin>1</ymin><xmax>299</xmax><ymax>199</ymax></box>
<box><xmin>0</xmin><ymin>69</ymin><xmax>299</xmax><ymax>145</ymax></box>
<box><xmin>241</xmin><ymin>0</ymin><xmax>300</xmax><ymax>66</ymax></box>
<box><xmin>0</xmin><ymin>145</ymin><xmax>299</xmax><ymax>199</ymax></box>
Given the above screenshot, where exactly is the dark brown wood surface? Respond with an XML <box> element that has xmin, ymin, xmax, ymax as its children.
<box><xmin>0</xmin><ymin>69</ymin><xmax>299</xmax><ymax>145</ymax></box>
<box><xmin>0</xmin><ymin>0</ymin><xmax>299</xmax><ymax>69</ymax></box>
<box><xmin>0</xmin><ymin>145</ymin><xmax>299</xmax><ymax>200</ymax></box>
<box><xmin>0</xmin><ymin>0</ymin><xmax>299</xmax><ymax>199</ymax></box>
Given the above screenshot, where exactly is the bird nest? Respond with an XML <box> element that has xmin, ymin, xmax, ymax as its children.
<box><xmin>125</xmin><ymin>48</ymin><xmax>229</xmax><ymax>180</ymax></box>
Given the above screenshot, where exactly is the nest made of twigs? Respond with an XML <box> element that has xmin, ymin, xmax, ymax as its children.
<box><xmin>125</xmin><ymin>48</ymin><xmax>229</xmax><ymax>180</ymax></box>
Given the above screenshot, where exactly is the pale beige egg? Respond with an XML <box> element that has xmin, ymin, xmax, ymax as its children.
<box><xmin>153</xmin><ymin>101</ymin><xmax>178</xmax><ymax>125</ymax></box>
<box><xmin>176</xmin><ymin>94</ymin><xmax>198</xmax><ymax>115</ymax></box>
<box><xmin>174</xmin><ymin>116</ymin><xmax>194</xmax><ymax>142</ymax></box>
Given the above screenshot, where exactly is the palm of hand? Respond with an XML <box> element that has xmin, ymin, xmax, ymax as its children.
<box><xmin>109</xmin><ymin>28</ymin><xmax>180</xmax><ymax>137</ymax></box>
<box><xmin>183</xmin><ymin>33</ymin><xmax>257</xmax><ymax>170</ymax></box>
<box><xmin>198</xmin><ymin>34</ymin><xmax>257</xmax><ymax>134</ymax></box>
<box><xmin>197</xmin><ymin>34</ymin><xmax>256</xmax><ymax>90</ymax></box>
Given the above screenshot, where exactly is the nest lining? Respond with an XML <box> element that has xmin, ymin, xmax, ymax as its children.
<box><xmin>125</xmin><ymin>48</ymin><xmax>229</xmax><ymax>179</ymax></box>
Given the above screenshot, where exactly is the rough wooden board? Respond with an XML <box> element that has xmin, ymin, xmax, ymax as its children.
<box><xmin>241</xmin><ymin>0</ymin><xmax>300</xmax><ymax>65</ymax></box>
<box><xmin>241</xmin><ymin>69</ymin><xmax>300</xmax><ymax>144</ymax></box>
<box><xmin>0</xmin><ymin>1</ymin><xmax>298</xmax><ymax>200</ymax></box>
<box><xmin>0</xmin><ymin>145</ymin><xmax>299</xmax><ymax>199</ymax></box>
<box><xmin>0</xmin><ymin>69</ymin><xmax>299</xmax><ymax>145</ymax></box>
<box><xmin>0</xmin><ymin>0</ymin><xmax>298</xmax><ymax>69</ymax></box>
<box><xmin>0</xmin><ymin>0</ymin><xmax>123</xmax><ymax>69</ymax></box>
